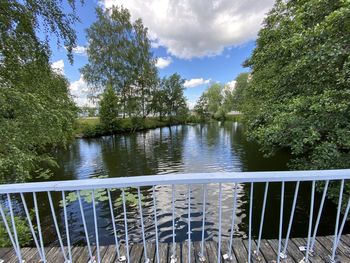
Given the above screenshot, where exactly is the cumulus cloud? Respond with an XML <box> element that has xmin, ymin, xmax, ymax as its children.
<box><xmin>69</xmin><ymin>75</ymin><xmax>96</xmax><ymax>107</ymax></box>
<box><xmin>51</xmin><ymin>59</ymin><xmax>64</xmax><ymax>74</ymax></box>
<box><xmin>72</xmin><ymin>45</ymin><xmax>87</xmax><ymax>55</ymax></box>
<box><xmin>226</xmin><ymin>80</ymin><xmax>236</xmax><ymax>90</ymax></box>
<box><xmin>155</xmin><ymin>57</ymin><xmax>172</xmax><ymax>69</ymax></box>
<box><xmin>184</xmin><ymin>78</ymin><xmax>210</xmax><ymax>88</ymax></box>
<box><xmin>102</xmin><ymin>0</ymin><xmax>274</xmax><ymax>59</ymax></box>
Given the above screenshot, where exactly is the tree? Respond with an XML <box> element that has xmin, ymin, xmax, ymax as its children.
<box><xmin>151</xmin><ymin>74</ymin><xmax>188</xmax><ymax>120</ymax></box>
<box><xmin>242</xmin><ymin>0</ymin><xmax>350</xmax><ymax>203</ymax></box>
<box><xmin>231</xmin><ymin>73</ymin><xmax>250</xmax><ymax>111</ymax></box>
<box><xmin>132</xmin><ymin>19</ymin><xmax>158</xmax><ymax>117</ymax></box>
<box><xmin>0</xmin><ymin>1</ymin><xmax>79</xmax><ymax>183</ymax></box>
<box><xmin>99</xmin><ymin>85</ymin><xmax>119</xmax><ymax>131</ymax></box>
<box><xmin>81</xmin><ymin>6</ymin><xmax>133</xmax><ymax>117</ymax></box>
<box><xmin>81</xmin><ymin>6</ymin><xmax>158</xmax><ymax>118</ymax></box>
<box><xmin>194</xmin><ymin>94</ymin><xmax>210</xmax><ymax>120</ymax></box>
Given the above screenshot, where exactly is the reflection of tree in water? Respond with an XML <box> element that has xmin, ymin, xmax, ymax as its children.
<box><xmin>99</xmin><ymin>125</ymin><xmax>187</xmax><ymax>177</ymax></box>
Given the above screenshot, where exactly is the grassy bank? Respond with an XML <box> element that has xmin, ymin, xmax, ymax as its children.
<box><xmin>75</xmin><ymin>114</ymin><xmax>241</xmax><ymax>138</ymax></box>
<box><xmin>75</xmin><ymin>116</ymin><xmax>201</xmax><ymax>138</ymax></box>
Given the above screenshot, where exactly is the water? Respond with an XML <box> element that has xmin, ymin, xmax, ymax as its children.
<box><xmin>18</xmin><ymin>122</ymin><xmax>348</xmax><ymax>245</ymax></box>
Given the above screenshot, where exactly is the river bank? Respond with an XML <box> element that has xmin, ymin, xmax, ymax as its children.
<box><xmin>74</xmin><ymin>115</ymin><xmax>241</xmax><ymax>138</ymax></box>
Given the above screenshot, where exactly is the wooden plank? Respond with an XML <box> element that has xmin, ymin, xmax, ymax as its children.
<box><xmin>182</xmin><ymin>241</ymin><xmax>188</xmax><ymax>263</ymax></box>
<box><xmin>281</xmin><ymin>238</ymin><xmax>306</xmax><ymax>263</ymax></box>
<box><xmin>242</xmin><ymin>240</ymin><xmax>266</xmax><ymax>263</ymax></box>
<box><xmin>340</xmin><ymin>234</ymin><xmax>350</xmax><ymax>247</ymax></box>
<box><xmin>102</xmin><ymin>245</ymin><xmax>118</xmax><ymax>262</ymax></box>
<box><xmin>220</xmin><ymin>240</ymin><xmax>238</xmax><ymax>263</ymax></box>
<box><xmin>130</xmin><ymin>243</ymin><xmax>143</xmax><ymax>263</ymax></box>
<box><xmin>232</xmin><ymin>239</ymin><xmax>248</xmax><ymax>263</ymax></box>
<box><xmin>140</xmin><ymin>242</ymin><xmax>155</xmax><ymax>263</ymax></box>
<box><xmin>322</xmin><ymin>236</ymin><xmax>350</xmax><ymax>260</ymax></box>
<box><xmin>205</xmin><ymin>241</ymin><xmax>218</xmax><ymax>263</ymax></box>
<box><xmin>257</xmin><ymin>239</ymin><xmax>277</xmax><ymax>263</ymax></box>
<box><xmin>266</xmin><ymin>239</ymin><xmax>294</xmax><ymax>263</ymax></box>
<box><xmin>293</xmin><ymin>237</ymin><xmax>328</xmax><ymax>263</ymax></box>
<box><xmin>159</xmin><ymin>242</ymin><xmax>168</xmax><ymax>263</ymax></box>
<box><xmin>0</xmin><ymin>248</ymin><xmax>11</xmax><ymax>260</ymax></box>
<box><xmin>193</xmin><ymin>241</ymin><xmax>208</xmax><ymax>262</ymax></box>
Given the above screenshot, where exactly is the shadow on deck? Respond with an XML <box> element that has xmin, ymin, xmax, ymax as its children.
<box><xmin>1</xmin><ymin>235</ymin><xmax>350</xmax><ymax>262</ymax></box>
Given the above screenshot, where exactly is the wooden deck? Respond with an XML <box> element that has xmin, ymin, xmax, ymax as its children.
<box><xmin>1</xmin><ymin>235</ymin><xmax>350</xmax><ymax>262</ymax></box>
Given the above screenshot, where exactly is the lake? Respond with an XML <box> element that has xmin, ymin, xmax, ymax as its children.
<box><xmin>29</xmin><ymin>121</ymin><xmax>347</xmax><ymax>245</ymax></box>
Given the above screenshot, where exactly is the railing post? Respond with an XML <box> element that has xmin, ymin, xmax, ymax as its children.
<box><xmin>170</xmin><ymin>184</ymin><xmax>177</xmax><ymax>263</ymax></box>
<box><xmin>187</xmin><ymin>184</ymin><xmax>191</xmax><ymax>263</ymax></box>
<box><xmin>277</xmin><ymin>182</ymin><xmax>285</xmax><ymax>263</ymax></box>
<box><xmin>330</xmin><ymin>179</ymin><xmax>344</xmax><ymax>263</ymax></box>
<box><xmin>152</xmin><ymin>187</ymin><xmax>160</xmax><ymax>263</ymax></box>
<box><xmin>282</xmin><ymin>181</ymin><xmax>300</xmax><ymax>257</ymax></box>
<box><xmin>218</xmin><ymin>183</ymin><xmax>223</xmax><ymax>263</ymax></box>
<box><xmin>254</xmin><ymin>182</ymin><xmax>269</xmax><ymax>261</ymax></box>
<box><xmin>223</xmin><ymin>183</ymin><xmax>238</xmax><ymax>261</ymax></box>
<box><xmin>61</xmin><ymin>191</ymin><xmax>72</xmax><ymax>263</ymax></box>
<box><xmin>248</xmin><ymin>183</ymin><xmax>254</xmax><ymax>263</ymax></box>
<box><xmin>7</xmin><ymin>194</ymin><xmax>23</xmax><ymax>263</ymax></box>
<box><xmin>198</xmin><ymin>184</ymin><xmax>207</xmax><ymax>262</ymax></box>
<box><xmin>137</xmin><ymin>187</ymin><xmax>149</xmax><ymax>263</ymax></box>
<box><xmin>122</xmin><ymin>189</ymin><xmax>130</xmax><ymax>263</ymax></box>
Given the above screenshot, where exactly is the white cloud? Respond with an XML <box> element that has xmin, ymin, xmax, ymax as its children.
<box><xmin>184</xmin><ymin>78</ymin><xmax>210</xmax><ymax>88</ymax></box>
<box><xmin>51</xmin><ymin>60</ymin><xmax>64</xmax><ymax>74</ymax></box>
<box><xmin>72</xmin><ymin>45</ymin><xmax>87</xmax><ymax>55</ymax></box>
<box><xmin>226</xmin><ymin>80</ymin><xmax>236</xmax><ymax>90</ymax></box>
<box><xmin>102</xmin><ymin>0</ymin><xmax>275</xmax><ymax>59</ymax></box>
<box><xmin>69</xmin><ymin>75</ymin><xmax>96</xmax><ymax>107</ymax></box>
<box><xmin>155</xmin><ymin>57</ymin><xmax>172</xmax><ymax>69</ymax></box>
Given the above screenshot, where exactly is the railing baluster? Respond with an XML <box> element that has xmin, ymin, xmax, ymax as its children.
<box><xmin>77</xmin><ymin>190</ymin><xmax>94</xmax><ymax>262</ymax></box>
<box><xmin>107</xmin><ymin>189</ymin><xmax>122</xmax><ymax>260</ymax></box>
<box><xmin>47</xmin><ymin>192</ymin><xmax>67</xmax><ymax>262</ymax></box>
<box><xmin>188</xmin><ymin>184</ymin><xmax>191</xmax><ymax>263</ymax></box>
<box><xmin>331</xmin><ymin>179</ymin><xmax>345</xmax><ymax>262</ymax></box>
<box><xmin>137</xmin><ymin>187</ymin><xmax>149</xmax><ymax>263</ymax></box>
<box><xmin>152</xmin><ymin>187</ymin><xmax>160</xmax><ymax>263</ymax></box>
<box><xmin>305</xmin><ymin>180</ymin><xmax>316</xmax><ymax>263</ymax></box>
<box><xmin>92</xmin><ymin>190</ymin><xmax>100</xmax><ymax>263</ymax></box>
<box><xmin>255</xmin><ymin>182</ymin><xmax>269</xmax><ymax>260</ymax></box>
<box><xmin>61</xmin><ymin>191</ymin><xmax>72</xmax><ymax>263</ymax></box>
<box><xmin>122</xmin><ymin>188</ymin><xmax>130</xmax><ymax>263</ymax></box>
<box><xmin>336</xmin><ymin>197</ymin><xmax>350</xmax><ymax>247</ymax></box>
<box><xmin>248</xmin><ymin>183</ymin><xmax>254</xmax><ymax>263</ymax></box>
<box><xmin>33</xmin><ymin>192</ymin><xmax>46</xmax><ymax>262</ymax></box>
<box><xmin>20</xmin><ymin>193</ymin><xmax>43</xmax><ymax>261</ymax></box>
<box><xmin>224</xmin><ymin>183</ymin><xmax>238</xmax><ymax>260</ymax></box>
<box><xmin>277</xmin><ymin>182</ymin><xmax>285</xmax><ymax>263</ymax></box>
<box><xmin>310</xmin><ymin>180</ymin><xmax>329</xmax><ymax>252</ymax></box>
<box><xmin>170</xmin><ymin>184</ymin><xmax>176</xmax><ymax>262</ymax></box>
<box><xmin>7</xmin><ymin>193</ymin><xmax>22</xmax><ymax>263</ymax></box>
<box><xmin>0</xmin><ymin>202</ymin><xmax>21</xmax><ymax>259</ymax></box>
<box><xmin>218</xmin><ymin>183</ymin><xmax>223</xmax><ymax>263</ymax></box>
<box><xmin>199</xmin><ymin>184</ymin><xmax>207</xmax><ymax>262</ymax></box>
<box><xmin>282</xmin><ymin>181</ymin><xmax>300</xmax><ymax>257</ymax></box>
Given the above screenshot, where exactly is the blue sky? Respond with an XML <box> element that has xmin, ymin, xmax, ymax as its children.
<box><xmin>50</xmin><ymin>0</ymin><xmax>275</xmax><ymax>107</ymax></box>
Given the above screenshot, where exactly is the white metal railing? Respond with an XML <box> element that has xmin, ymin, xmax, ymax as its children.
<box><xmin>0</xmin><ymin>169</ymin><xmax>349</xmax><ymax>263</ymax></box>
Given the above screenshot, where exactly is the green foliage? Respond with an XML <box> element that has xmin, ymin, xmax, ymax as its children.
<box><xmin>242</xmin><ymin>0</ymin><xmax>350</xmax><ymax>204</ymax></box>
<box><xmin>99</xmin><ymin>85</ymin><xmax>120</xmax><ymax>131</ymax></box>
<box><xmin>0</xmin><ymin>213</ymin><xmax>32</xmax><ymax>248</ymax></box>
<box><xmin>81</xmin><ymin>6</ymin><xmax>158</xmax><ymax>118</ymax></box>
<box><xmin>151</xmin><ymin>73</ymin><xmax>188</xmax><ymax>120</ymax></box>
<box><xmin>0</xmin><ymin>1</ymin><xmax>80</xmax><ymax>182</ymax></box>
<box><xmin>231</xmin><ymin>73</ymin><xmax>250</xmax><ymax>111</ymax></box>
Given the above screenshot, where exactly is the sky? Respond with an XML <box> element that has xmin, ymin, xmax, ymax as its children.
<box><xmin>50</xmin><ymin>0</ymin><xmax>275</xmax><ymax>108</ymax></box>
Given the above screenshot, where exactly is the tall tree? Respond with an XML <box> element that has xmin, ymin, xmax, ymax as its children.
<box><xmin>242</xmin><ymin>0</ymin><xmax>350</xmax><ymax>203</ymax></box>
<box><xmin>132</xmin><ymin>19</ymin><xmax>158</xmax><ymax>117</ymax></box>
<box><xmin>81</xmin><ymin>6</ymin><xmax>158</xmax><ymax>118</ymax></box>
<box><xmin>0</xmin><ymin>1</ymin><xmax>79</xmax><ymax>182</ymax></box>
<box><xmin>81</xmin><ymin>6</ymin><xmax>133</xmax><ymax>117</ymax></box>
<box><xmin>99</xmin><ymin>85</ymin><xmax>119</xmax><ymax>131</ymax></box>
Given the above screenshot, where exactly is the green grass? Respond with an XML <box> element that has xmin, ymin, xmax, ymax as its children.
<box><xmin>75</xmin><ymin>116</ymin><xmax>194</xmax><ymax>138</ymax></box>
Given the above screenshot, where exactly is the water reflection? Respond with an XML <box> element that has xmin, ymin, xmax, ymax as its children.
<box><xmin>29</xmin><ymin>122</ymin><xmax>348</xmax><ymax>246</ymax></box>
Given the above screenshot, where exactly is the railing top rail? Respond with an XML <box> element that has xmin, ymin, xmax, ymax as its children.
<box><xmin>0</xmin><ymin>169</ymin><xmax>349</xmax><ymax>194</ymax></box>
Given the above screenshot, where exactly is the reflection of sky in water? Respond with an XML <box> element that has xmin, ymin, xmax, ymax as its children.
<box><xmin>31</xmin><ymin>122</ymin><xmax>345</xmax><ymax>246</ymax></box>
